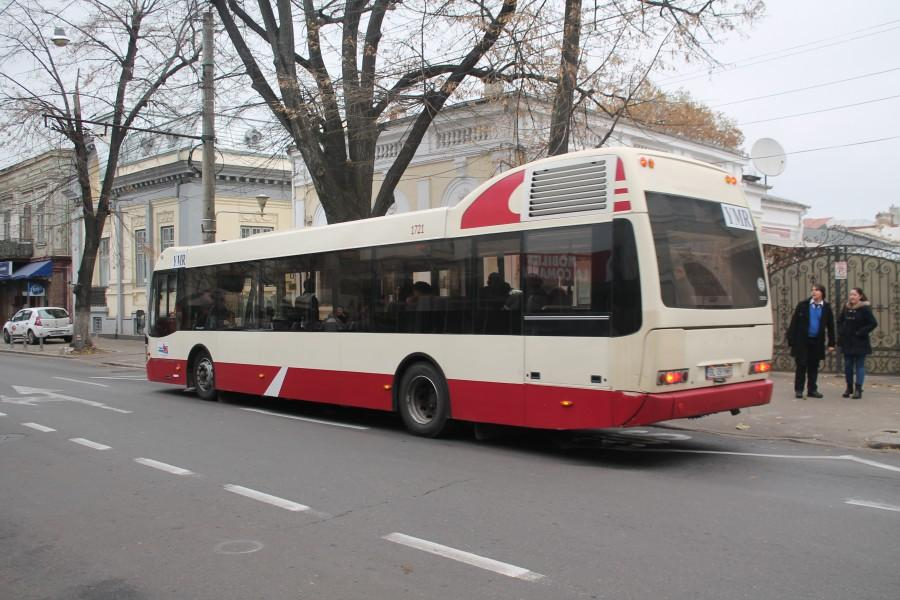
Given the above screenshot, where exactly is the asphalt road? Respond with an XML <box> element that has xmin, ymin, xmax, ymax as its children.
<box><xmin>1</xmin><ymin>352</ymin><xmax>898</xmax><ymax>600</ymax></box>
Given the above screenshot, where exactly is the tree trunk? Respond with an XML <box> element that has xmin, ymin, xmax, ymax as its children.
<box><xmin>548</xmin><ymin>0</ymin><xmax>582</xmax><ymax>157</ymax></box>
<box><xmin>72</xmin><ymin>213</ymin><xmax>102</xmax><ymax>350</ymax></box>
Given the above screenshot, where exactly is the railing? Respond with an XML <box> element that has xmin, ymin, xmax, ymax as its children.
<box><xmin>0</xmin><ymin>239</ymin><xmax>34</xmax><ymax>259</ymax></box>
<box><xmin>436</xmin><ymin>125</ymin><xmax>492</xmax><ymax>148</ymax></box>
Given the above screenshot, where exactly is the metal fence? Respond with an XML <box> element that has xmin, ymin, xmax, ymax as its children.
<box><xmin>766</xmin><ymin>244</ymin><xmax>899</xmax><ymax>374</ymax></box>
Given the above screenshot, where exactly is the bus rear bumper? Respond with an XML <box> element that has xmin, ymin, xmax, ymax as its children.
<box><xmin>622</xmin><ymin>378</ymin><xmax>773</xmax><ymax>426</ymax></box>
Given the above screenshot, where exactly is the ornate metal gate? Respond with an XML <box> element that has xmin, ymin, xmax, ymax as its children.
<box><xmin>767</xmin><ymin>245</ymin><xmax>899</xmax><ymax>374</ymax></box>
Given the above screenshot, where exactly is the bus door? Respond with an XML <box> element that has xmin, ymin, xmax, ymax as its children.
<box><xmin>522</xmin><ymin>225</ymin><xmax>612</xmax><ymax>428</ymax></box>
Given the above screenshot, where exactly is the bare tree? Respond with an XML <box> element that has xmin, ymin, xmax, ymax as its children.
<box><xmin>212</xmin><ymin>0</ymin><xmax>521</xmax><ymax>222</ymax></box>
<box><xmin>501</xmin><ymin>0</ymin><xmax>763</xmax><ymax>157</ymax></box>
<box><xmin>0</xmin><ymin>0</ymin><xmax>202</xmax><ymax>349</ymax></box>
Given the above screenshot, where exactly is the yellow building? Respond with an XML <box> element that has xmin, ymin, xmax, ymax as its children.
<box><xmin>80</xmin><ymin>132</ymin><xmax>291</xmax><ymax>337</ymax></box>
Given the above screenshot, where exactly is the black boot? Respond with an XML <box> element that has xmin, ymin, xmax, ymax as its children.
<box><xmin>852</xmin><ymin>385</ymin><xmax>862</xmax><ymax>399</ymax></box>
<box><xmin>842</xmin><ymin>384</ymin><xmax>853</xmax><ymax>398</ymax></box>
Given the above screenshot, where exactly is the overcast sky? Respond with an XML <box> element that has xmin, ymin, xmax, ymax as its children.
<box><xmin>660</xmin><ymin>0</ymin><xmax>899</xmax><ymax>221</ymax></box>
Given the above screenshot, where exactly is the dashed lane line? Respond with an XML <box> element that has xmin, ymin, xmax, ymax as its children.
<box><xmin>134</xmin><ymin>458</ymin><xmax>194</xmax><ymax>476</ymax></box>
<box><xmin>0</xmin><ymin>411</ymin><xmax>6</xmax><ymax>416</ymax></box>
<box><xmin>22</xmin><ymin>422</ymin><xmax>56</xmax><ymax>432</ymax></box>
<box><xmin>383</xmin><ymin>532</ymin><xmax>546</xmax><ymax>582</ymax></box>
<box><xmin>69</xmin><ymin>438</ymin><xmax>112</xmax><ymax>450</ymax></box>
<box><xmin>53</xmin><ymin>377</ymin><xmax>109</xmax><ymax>387</ymax></box>
<box><xmin>845</xmin><ymin>499</ymin><xmax>900</xmax><ymax>513</ymax></box>
<box><xmin>224</xmin><ymin>484</ymin><xmax>311</xmax><ymax>512</ymax></box>
<box><xmin>239</xmin><ymin>407</ymin><xmax>369</xmax><ymax>430</ymax></box>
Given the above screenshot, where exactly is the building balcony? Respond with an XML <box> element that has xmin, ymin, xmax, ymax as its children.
<box><xmin>0</xmin><ymin>239</ymin><xmax>34</xmax><ymax>260</ymax></box>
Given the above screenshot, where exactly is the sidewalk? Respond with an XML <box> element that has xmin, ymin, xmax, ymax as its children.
<box><xmin>662</xmin><ymin>371</ymin><xmax>900</xmax><ymax>451</ymax></box>
<box><xmin>0</xmin><ymin>335</ymin><xmax>147</xmax><ymax>369</ymax></box>
<box><xmin>2</xmin><ymin>336</ymin><xmax>899</xmax><ymax>450</ymax></box>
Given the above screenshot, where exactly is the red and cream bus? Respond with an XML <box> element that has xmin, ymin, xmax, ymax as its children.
<box><xmin>146</xmin><ymin>147</ymin><xmax>773</xmax><ymax>437</ymax></box>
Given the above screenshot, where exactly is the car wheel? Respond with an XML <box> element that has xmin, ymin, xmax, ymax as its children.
<box><xmin>193</xmin><ymin>350</ymin><xmax>218</xmax><ymax>401</ymax></box>
<box><xmin>26</xmin><ymin>330</ymin><xmax>37</xmax><ymax>345</ymax></box>
<box><xmin>398</xmin><ymin>362</ymin><xmax>451</xmax><ymax>438</ymax></box>
<box><xmin>2</xmin><ymin>329</ymin><xmax>9</xmax><ymax>344</ymax></box>
<box><xmin>63</xmin><ymin>336</ymin><xmax>73</xmax><ymax>343</ymax></box>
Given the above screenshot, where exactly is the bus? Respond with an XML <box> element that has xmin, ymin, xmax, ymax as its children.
<box><xmin>146</xmin><ymin>147</ymin><xmax>773</xmax><ymax>437</ymax></box>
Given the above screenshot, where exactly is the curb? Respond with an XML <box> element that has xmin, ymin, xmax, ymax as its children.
<box><xmin>867</xmin><ymin>432</ymin><xmax>900</xmax><ymax>450</ymax></box>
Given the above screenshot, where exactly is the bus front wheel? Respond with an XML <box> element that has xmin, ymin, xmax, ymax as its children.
<box><xmin>398</xmin><ymin>362</ymin><xmax>450</xmax><ymax>438</ymax></box>
<box><xmin>193</xmin><ymin>350</ymin><xmax>218</xmax><ymax>401</ymax></box>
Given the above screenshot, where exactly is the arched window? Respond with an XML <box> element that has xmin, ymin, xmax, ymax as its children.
<box><xmin>312</xmin><ymin>203</ymin><xmax>328</xmax><ymax>227</ymax></box>
<box><xmin>441</xmin><ymin>177</ymin><xmax>479</xmax><ymax>207</ymax></box>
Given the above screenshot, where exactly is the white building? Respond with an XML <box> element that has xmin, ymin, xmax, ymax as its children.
<box><xmin>291</xmin><ymin>94</ymin><xmax>807</xmax><ymax>246</ymax></box>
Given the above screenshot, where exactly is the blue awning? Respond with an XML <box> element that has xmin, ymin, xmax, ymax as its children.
<box><xmin>11</xmin><ymin>260</ymin><xmax>53</xmax><ymax>280</ymax></box>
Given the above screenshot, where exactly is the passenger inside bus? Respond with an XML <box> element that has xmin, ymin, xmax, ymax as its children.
<box><xmin>294</xmin><ymin>279</ymin><xmax>319</xmax><ymax>330</ymax></box>
<box><xmin>524</xmin><ymin>273</ymin><xmax>548</xmax><ymax>312</ymax></box>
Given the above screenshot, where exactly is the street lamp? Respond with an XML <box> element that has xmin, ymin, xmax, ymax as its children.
<box><xmin>255</xmin><ymin>194</ymin><xmax>269</xmax><ymax>215</ymax></box>
<box><xmin>50</xmin><ymin>27</ymin><xmax>70</xmax><ymax>47</ymax></box>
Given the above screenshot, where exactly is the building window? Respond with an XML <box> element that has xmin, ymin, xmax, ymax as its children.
<box><xmin>240</xmin><ymin>226</ymin><xmax>273</xmax><ymax>238</ymax></box>
<box><xmin>99</xmin><ymin>237</ymin><xmax>110</xmax><ymax>286</ymax></box>
<box><xmin>1</xmin><ymin>209</ymin><xmax>10</xmax><ymax>240</ymax></box>
<box><xmin>35</xmin><ymin>202</ymin><xmax>46</xmax><ymax>244</ymax></box>
<box><xmin>20</xmin><ymin>206</ymin><xmax>31</xmax><ymax>240</ymax></box>
<box><xmin>135</xmin><ymin>229</ymin><xmax>147</xmax><ymax>287</ymax></box>
<box><xmin>160</xmin><ymin>225</ymin><xmax>175</xmax><ymax>252</ymax></box>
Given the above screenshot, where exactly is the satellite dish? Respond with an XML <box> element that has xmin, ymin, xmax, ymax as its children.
<box><xmin>750</xmin><ymin>138</ymin><xmax>787</xmax><ymax>177</ymax></box>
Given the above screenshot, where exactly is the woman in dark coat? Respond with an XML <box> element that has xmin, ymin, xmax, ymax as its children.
<box><xmin>837</xmin><ymin>287</ymin><xmax>878</xmax><ymax>399</ymax></box>
<box><xmin>786</xmin><ymin>284</ymin><xmax>835</xmax><ymax>398</ymax></box>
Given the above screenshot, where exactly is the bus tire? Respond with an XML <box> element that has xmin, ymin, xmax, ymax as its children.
<box><xmin>193</xmin><ymin>349</ymin><xmax>218</xmax><ymax>401</ymax></box>
<box><xmin>398</xmin><ymin>362</ymin><xmax>450</xmax><ymax>438</ymax></box>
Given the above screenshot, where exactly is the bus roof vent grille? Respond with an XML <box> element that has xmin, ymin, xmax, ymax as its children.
<box><xmin>527</xmin><ymin>160</ymin><xmax>610</xmax><ymax>219</ymax></box>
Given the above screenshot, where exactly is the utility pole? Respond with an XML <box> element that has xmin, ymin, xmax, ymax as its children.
<box><xmin>201</xmin><ymin>9</ymin><xmax>216</xmax><ymax>243</ymax></box>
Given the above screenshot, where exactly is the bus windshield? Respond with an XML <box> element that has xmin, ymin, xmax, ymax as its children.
<box><xmin>647</xmin><ymin>192</ymin><xmax>767</xmax><ymax>309</ymax></box>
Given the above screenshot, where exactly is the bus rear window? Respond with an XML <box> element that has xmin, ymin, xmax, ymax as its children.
<box><xmin>647</xmin><ymin>192</ymin><xmax>767</xmax><ymax>309</ymax></box>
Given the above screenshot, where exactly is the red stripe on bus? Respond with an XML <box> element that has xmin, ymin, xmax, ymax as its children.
<box><xmin>460</xmin><ymin>170</ymin><xmax>524</xmax><ymax>229</ymax></box>
<box><xmin>613</xmin><ymin>200</ymin><xmax>631</xmax><ymax>212</ymax></box>
<box><xmin>148</xmin><ymin>358</ymin><xmax>771</xmax><ymax>429</ymax></box>
<box><xmin>614</xmin><ymin>187</ymin><xmax>628</xmax><ymax>194</ymax></box>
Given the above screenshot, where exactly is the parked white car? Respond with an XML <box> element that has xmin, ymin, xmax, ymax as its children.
<box><xmin>3</xmin><ymin>307</ymin><xmax>73</xmax><ymax>344</ymax></box>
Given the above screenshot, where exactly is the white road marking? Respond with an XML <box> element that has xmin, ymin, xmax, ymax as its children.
<box><xmin>134</xmin><ymin>458</ymin><xmax>194</xmax><ymax>476</ymax></box>
<box><xmin>53</xmin><ymin>377</ymin><xmax>109</xmax><ymax>387</ymax></box>
<box><xmin>845</xmin><ymin>499</ymin><xmax>900</xmax><ymax>513</ymax></box>
<box><xmin>3</xmin><ymin>386</ymin><xmax>131</xmax><ymax>413</ymax></box>
<box><xmin>263</xmin><ymin>367</ymin><xmax>288</xmax><ymax>397</ymax></box>
<box><xmin>90</xmin><ymin>376</ymin><xmax>148</xmax><ymax>381</ymax></box>
<box><xmin>69</xmin><ymin>438</ymin><xmax>111</xmax><ymax>450</ymax></box>
<box><xmin>383</xmin><ymin>532</ymin><xmax>545</xmax><ymax>582</ymax></box>
<box><xmin>224</xmin><ymin>484</ymin><xmax>310</xmax><ymax>512</ymax></box>
<box><xmin>634</xmin><ymin>449</ymin><xmax>900</xmax><ymax>474</ymax></box>
<box><xmin>22</xmin><ymin>422</ymin><xmax>55</xmax><ymax>432</ymax></box>
<box><xmin>0</xmin><ymin>412</ymin><xmax>6</xmax><ymax>416</ymax></box>
<box><xmin>239</xmin><ymin>407</ymin><xmax>369</xmax><ymax>430</ymax></box>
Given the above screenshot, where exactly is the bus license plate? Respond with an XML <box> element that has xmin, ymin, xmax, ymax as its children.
<box><xmin>706</xmin><ymin>365</ymin><xmax>733</xmax><ymax>380</ymax></box>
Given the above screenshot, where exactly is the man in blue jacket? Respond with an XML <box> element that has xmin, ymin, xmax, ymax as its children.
<box><xmin>786</xmin><ymin>284</ymin><xmax>836</xmax><ymax>398</ymax></box>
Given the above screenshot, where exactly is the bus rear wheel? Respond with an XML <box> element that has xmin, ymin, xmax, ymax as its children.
<box><xmin>398</xmin><ymin>362</ymin><xmax>450</xmax><ymax>438</ymax></box>
<box><xmin>193</xmin><ymin>350</ymin><xmax>218</xmax><ymax>401</ymax></box>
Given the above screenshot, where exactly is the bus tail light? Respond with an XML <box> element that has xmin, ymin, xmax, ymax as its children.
<box><xmin>657</xmin><ymin>369</ymin><xmax>689</xmax><ymax>385</ymax></box>
<box><xmin>749</xmin><ymin>360</ymin><xmax>772</xmax><ymax>374</ymax></box>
